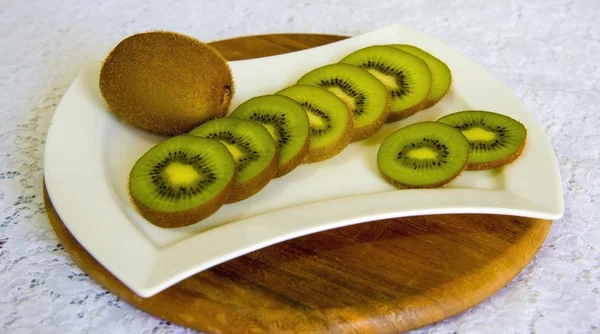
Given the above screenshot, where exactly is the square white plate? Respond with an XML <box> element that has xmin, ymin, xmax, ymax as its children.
<box><xmin>43</xmin><ymin>23</ymin><xmax>564</xmax><ymax>298</ymax></box>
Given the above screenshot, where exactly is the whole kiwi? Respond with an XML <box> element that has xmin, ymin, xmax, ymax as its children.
<box><xmin>99</xmin><ymin>31</ymin><xmax>234</xmax><ymax>136</ymax></box>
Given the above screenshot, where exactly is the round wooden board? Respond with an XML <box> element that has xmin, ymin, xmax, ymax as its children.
<box><xmin>43</xmin><ymin>34</ymin><xmax>553</xmax><ymax>333</ymax></box>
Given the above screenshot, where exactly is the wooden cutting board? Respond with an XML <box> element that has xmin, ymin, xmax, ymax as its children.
<box><xmin>43</xmin><ymin>33</ymin><xmax>553</xmax><ymax>333</ymax></box>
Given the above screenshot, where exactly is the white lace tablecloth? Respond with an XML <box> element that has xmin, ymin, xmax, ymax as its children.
<box><xmin>1</xmin><ymin>1</ymin><xmax>599</xmax><ymax>333</ymax></box>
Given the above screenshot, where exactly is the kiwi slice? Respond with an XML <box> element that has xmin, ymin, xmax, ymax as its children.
<box><xmin>229</xmin><ymin>95</ymin><xmax>310</xmax><ymax>177</ymax></box>
<box><xmin>438</xmin><ymin>110</ymin><xmax>527</xmax><ymax>170</ymax></box>
<box><xmin>390</xmin><ymin>44</ymin><xmax>451</xmax><ymax>108</ymax></box>
<box><xmin>276</xmin><ymin>85</ymin><xmax>353</xmax><ymax>163</ymax></box>
<box><xmin>129</xmin><ymin>135</ymin><xmax>236</xmax><ymax>228</ymax></box>
<box><xmin>377</xmin><ymin>122</ymin><xmax>470</xmax><ymax>188</ymax></box>
<box><xmin>339</xmin><ymin>45</ymin><xmax>432</xmax><ymax>122</ymax></box>
<box><xmin>297</xmin><ymin>63</ymin><xmax>390</xmax><ymax>142</ymax></box>
<box><xmin>99</xmin><ymin>31</ymin><xmax>234</xmax><ymax>136</ymax></box>
<box><xmin>189</xmin><ymin>118</ymin><xmax>278</xmax><ymax>203</ymax></box>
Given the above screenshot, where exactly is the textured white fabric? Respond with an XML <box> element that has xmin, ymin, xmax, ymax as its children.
<box><xmin>1</xmin><ymin>0</ymin><xmax>599</xmax><ymax>333</ymax></box>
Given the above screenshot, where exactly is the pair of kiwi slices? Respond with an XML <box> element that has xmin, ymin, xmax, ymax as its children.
<box><xmin>297</xmin><ymin>43</ymin><xmax>452</xmax><ymax>132</ymax></box>
<box><xmin>377</xmin><ymin>110</ymin><xmax>527</xmax><ymax>188</ymax></box>
<box><xmin>227</xmin><ymin>87</ymin><xmax>356</xmax><ymax>168</ymax></box>
<box><xmin>228</xmin><ymin>85</ymin><xmax>357</xmax><ymax>169</ymax></box>
<box><xmin>129</xmin><ymin>112</ymin><xmax>287</xmax><ymax>228</ymax></box>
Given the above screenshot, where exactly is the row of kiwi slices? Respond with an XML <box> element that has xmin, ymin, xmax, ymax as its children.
<box><xmin>377</xmin><ymin>110</ymin><xmax>528</xmax><ymax>189</ymax></box>
<box><xmin>128</xmin><ymin>89</ymin><xmax>343</xmax><ymax>228</ymax></box>
<box><xmin>127</xmin><ymin>43</ymin><xmax>457</xmax><ymax>228</ymax></box>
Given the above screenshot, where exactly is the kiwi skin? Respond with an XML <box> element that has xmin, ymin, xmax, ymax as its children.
<box><xmin>385</xmin><ymin>91</ymin><xmax>428</xmax><ymax>123</ymax></box>
<box><xmin>426</xmin><ymin>91</ymin><xmax>448</xmax><ymax>109</ymax></box>
<box><xmin>99</xmin><ymin>31</ymin><xmax>234</xmax><ymax>136</ymax></box>
<box><xmin>131</xmin><ymin>181</ymin><xmax>233</xmax><ymax>228</ymax></box>
<box><xmin>276</xmin><ymin>139</ymin><xmax>310</xmax><ymax>177</ymax></box>
<box><xmin>380</xmin><ymin>159</ymin><xmax>467</xmax><ymax>189</ymax></box>
<box><xmin>466</xmin><ymin>137</ymin><xmax>527</xmax><ymax>171</ymax></box>
<box><xmin>226</xmin><ymin>150</ymin><xmax>279</xmax><ymax>203</ymax></box>
<box><xmin>351</xmin><ymin>90</ymin><xmax>392</xmax><ymax>142</ymax></box>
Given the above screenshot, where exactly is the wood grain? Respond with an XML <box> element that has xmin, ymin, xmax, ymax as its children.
<box><xmin>43</xmin><ymin>33</ymin><xmax>553</xmax><ymax>333</ymax></box>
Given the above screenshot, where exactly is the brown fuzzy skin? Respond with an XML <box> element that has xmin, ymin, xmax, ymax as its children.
<box><xmin>304</xmin><ymin>104</ymin><xmax>354</xmax><ymax>163</ymax></box>
<box><xmin>351</xmin><ymin>91</ymin><xmax>392</xmax><ymax>142</ymax></box>
<box><xmin>380</xmin><ymin>162</ymin><xmax>466</xmax><ymax>189</ymax></box>
<box><xmin>131</xmin><ymin>175</ymin><xmax>236</xmax><ymax>228</ymax></box>
<box><xmin>275</xmin><ymin>137</ymin><xmax>311</xmax><ymax>178</ymax></box>
<box><xmin>385</xmin><ymin>92</ymin><xmax>430</xmax><ymax>123</ymax></box>
<box><xmin>424</xmin><ymin>90</ymin><xmax>448</xmax><ymax>109</ymax></box>
<box><xmin>99</xmin><ymin>31</ymin><xmax>234</xmax><ymax>136</ymax></box>
<box><xmin>226</xmin><ymin>151</ymin><xmax>279</xmax><ymax>203</ymax></box>
<box><xmin>466</xmin><ymin>137</ymin><xmax>527</xmax><ymax>171</ymax></box>
<box><xmin>380</xmin><ymin>153</ymin><xmax>469</xmax><ymax>189</ymax></box>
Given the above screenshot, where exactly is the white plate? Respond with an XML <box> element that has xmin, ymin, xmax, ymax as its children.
<box><xmin>43</xmin><ymin>23</ymin><xmax>564</xmax><ymax>298</ymax></box>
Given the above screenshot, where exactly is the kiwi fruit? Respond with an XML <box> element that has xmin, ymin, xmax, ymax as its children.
<box><xmin>377</xmin><ymin>121</ymin><xmax>470</xmax><ymax>188</ymax></box>
<box><xmin>438</xmin><ymin>110</ymin><xmax>527</xmax><ymax>170</ymax></box>
<box><xmin>276</xmin><ymin>85</ymin><xmax>353</xmax><ymax>163</ymax></box>
<box><xmin>99</xmin><ymin>31</ymin><xmax>234</xmax><ymax>136</ymax></box>
<box><xmin>390</xmin><ymin>44</ymin><xmax>451</xmax><ymax>108</ymax></box>
<box><xmin>129</xmin><ymin>135</ymin><xmax>236</xmax><ymax>228</ymax></box>
<box><xmin>229</xmin><ymin>95</ymin><xmax>310</xmax><ymax>177</ymax></box>
<box><xmin>189</xmin><ymin>118</ymin><xmax>278</xmax><ymax>203</ymax></box>
<box><xmin>339</xmin><ymin>45</ymin><xmax>432</xmax><ymax>122</ymax></box>
<box><xmin>297</xmin><ymin>63</ymin><xmax>390</xmax><ymax>142</ymax></box>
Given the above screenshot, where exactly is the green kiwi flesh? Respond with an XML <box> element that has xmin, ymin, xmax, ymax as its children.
<box><xmin>297</xmin><ymin>63</ymin><xmax>390</xmax><ymax>142</ymax></box>
<box><xmin>438</xmin><ymin>110</ymin><xmax>527</xmax><ymax>170</ymax></box>
<box><xmin>129</xmin><ymin>135</ymin><xmax>236</xmax><ymax>228</ymax></box>
<box><xmin>229</xmin><ymin>95</ymin><xmax>310</xmax><ymax>177</ymax></box>
<box><xmin>377</xmin><ymin>122</ymin><xmax>470</xmax><ymax>188</ymax></box>
<box><xmin>390</xmin><ymin>44</ymin><xmax>451</xmax><ymax>108</ymax></box>
<box><xmin>339</xmin><ymin>45</ymin><xmax>432</xmax><ymax>122</ymax></box>
<box><xmin>189</xmin><ymin>118</ymin><xmax>278</xmax><ymax>203</ymax></box>
<box><xmin>276</xmin><ymin>84</ymin><xmax>353</xmax><ymax>163</ymax></box>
